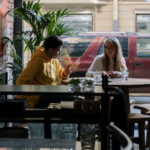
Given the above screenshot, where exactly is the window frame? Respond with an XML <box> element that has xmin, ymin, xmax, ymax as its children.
<box><xmin>136</xmin><ymin>37</ymin><xmax>150</xmax><ymax>58</ymax></box>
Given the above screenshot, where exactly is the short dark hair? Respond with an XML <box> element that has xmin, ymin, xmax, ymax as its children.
<box><xmin>43</xmin><ymin>36</ymin><xmax>63</xmax><ymax>51</ymax></box>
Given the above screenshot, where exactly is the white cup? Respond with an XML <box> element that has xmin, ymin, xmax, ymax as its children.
<box><xmin>58</xmin><ymin>78</ymin><xmax>62</xmax><ymax>85</ymax></box>
<box><xmin>122</xmin><ymin>71</ymin><xmax>129</xmax><ymax>81</ymax></box>
<box><xmin>93</xmin><ymin>72</ymin><xmax>101</xmax><ymax>83</ymax></box>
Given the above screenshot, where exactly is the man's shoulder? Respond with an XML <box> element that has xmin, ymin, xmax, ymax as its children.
<box><xmin>29</xmin><ymin>57</ymin><xmax>46</xmax><ymax>64</ymax></box>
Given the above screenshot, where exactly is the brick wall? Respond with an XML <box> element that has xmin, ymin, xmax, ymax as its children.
<box><xmin>0</xmin><ymin>0</ymin><xmax>14</xmax><ymax>87</ymax></box>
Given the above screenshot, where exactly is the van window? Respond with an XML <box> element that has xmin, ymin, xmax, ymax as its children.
<box><xmin>97</xmin><ymin>37</ymin><xmax>129</xmax><ymax>57</ymax></box>
<box><xmin>61</xmin><ymin>37</ymin><xmax>94</xmax><ymax>57</ymax></box>
<box><xmin>136</xmin><ymin>38</ymin><xmax>150</xmax><ymax>58</ymax></box>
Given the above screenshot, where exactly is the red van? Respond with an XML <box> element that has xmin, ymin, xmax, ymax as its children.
<box><xmin>61</xmin><ymin>32</ymin><xmax>150</xmax><ymax>80</ymax></box>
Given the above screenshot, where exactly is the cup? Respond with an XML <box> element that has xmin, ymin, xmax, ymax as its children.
<box><xmin>81</xmin><ymin>124</ymin><xmax>95</xmax><ymax>150</ymax></box>
<box><xmin>122</xmin><ymin>71</ymin><xmax>129</xmax><ymax>81</ymax></box>
<box><xmin>93</xmin><ymin>72</ymin><xmax>101</xmax><ymax>83</ymax></box>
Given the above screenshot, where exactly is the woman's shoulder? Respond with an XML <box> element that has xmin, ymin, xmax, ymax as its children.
<box><xmin>95</xmin><ymin>54</ymin><xmax>104</xmax><ymax>60</ymax></box>
<box><xmin>121</xmin><ymin>56</ymin><xmax>125</xmax><ymax>61</ymax></box>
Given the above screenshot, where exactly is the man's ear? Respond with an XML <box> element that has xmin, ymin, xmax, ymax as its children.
<box><xmin>48</xmin><ymin>48</ymin><xmax>53</xmax><ymax>53</ymax></box>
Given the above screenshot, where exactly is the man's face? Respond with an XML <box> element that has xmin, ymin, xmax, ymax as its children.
<box><xmin>47</xmin><ymin>46</ymin><xmax>62</xmax><ymax>59</ymax></box>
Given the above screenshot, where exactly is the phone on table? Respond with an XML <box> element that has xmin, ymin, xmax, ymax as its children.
<box><xmin>47</xmin><ymin>103</ymin><xmax>61</xmax><ymax>109</ymax></box>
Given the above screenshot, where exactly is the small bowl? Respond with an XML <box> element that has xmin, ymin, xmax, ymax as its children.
<box><xmin>83</xmin><ymin>85</ymin><xmax>94</xmax><ymax>92</ymax></box>
<box><xmin>68</xmin><ymin>84</ymin><xmax>81</xmax><ymax>92</ymax></box>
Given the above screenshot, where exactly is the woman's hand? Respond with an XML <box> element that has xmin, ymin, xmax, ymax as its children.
<box><xmin>63</xmin><ymin>64</ymin><xmax>71</xmax><ymax>76</ymax></box>
<box><xmin>107</xmin><ymin>71</ymin><xmax>117</xmax><ymax>78</ymax></box>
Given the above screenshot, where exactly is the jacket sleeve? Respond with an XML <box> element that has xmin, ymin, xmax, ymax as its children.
<box><xmin>16</xmin><ymin>60</ymin><xmax>42</xmax><ymax>85</ymax></box>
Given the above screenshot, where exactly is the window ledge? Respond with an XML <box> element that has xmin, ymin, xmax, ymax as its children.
<box><xmin>36</xmin><ymin>0</ymin><xmax>108</xmax><ymax>6</ymax></box>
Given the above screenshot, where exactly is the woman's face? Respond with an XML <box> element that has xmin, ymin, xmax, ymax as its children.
<box><xmin>104</xmin><ymin>41</ymin><xmax>117</xmax><ymax>59</ymax></box>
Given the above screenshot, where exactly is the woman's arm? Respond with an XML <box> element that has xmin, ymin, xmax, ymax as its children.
<box><xmin>86</xmin><ymin>55</ymin><xmax>103</xmax><ymax>77</ymax></box>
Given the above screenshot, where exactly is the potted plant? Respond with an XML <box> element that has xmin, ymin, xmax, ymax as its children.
<box><xmin>3</xmin><ymin>0</ymin><xmax>76</xmax><ymax>82</ymax></box>
<box><xmin>68</xmin><ymin>78</ymin><xmax>81</xmax><ymax>92</ymax></box>
<box><xmin>82</xmin><ymin>79</ymin><xmax>94</xmax><ymax>92</ymax></box>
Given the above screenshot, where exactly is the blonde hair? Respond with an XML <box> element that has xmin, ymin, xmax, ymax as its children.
<box><xmin>102</xmin><ymin>37</ymin><xmax>127</xmax><ymax>71</ymax></box>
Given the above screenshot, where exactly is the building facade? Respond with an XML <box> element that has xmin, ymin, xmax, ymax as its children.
<box><xmin>32</xmin><ymin>0</ymin><xmax>150</xmax><ymax>33</ymax></box>
<box><xmin>23</xmin><ymin>0</ymin><xmax>150</xmax><ymax>66</ymax></box>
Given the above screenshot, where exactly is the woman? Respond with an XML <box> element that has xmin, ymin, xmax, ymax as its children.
<box><xmin>86</xmin><ymin>37</ymin><xmax>127</xmax><ymax>78</ymax></box>
<box><xmin>86</xmin><ymin>37</ymin><xmax>128</xmax><ymax>149</ymax></box>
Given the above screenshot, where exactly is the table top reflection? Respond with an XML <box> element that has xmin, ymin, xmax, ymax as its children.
<box><xmin>0</xmin><ymin>138</ymin><xmax>101</xmax><ymax>150</ymax></box>
<box><xmin>0</xmin><ymin>84</ymin><xmax>104</xmax><ymax>96</ymax></box>
<box><xmin>62</xmin><ymin>77</ymin><xmax>150</xmax><ymax>88</ymax></box>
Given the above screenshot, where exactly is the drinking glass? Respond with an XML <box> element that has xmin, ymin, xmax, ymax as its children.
<box><xmin>93</xmin><ymin>72</ymin><xmax>101</xmax><ymax>83</ymax></box>
<box><xmin>122</xmin><ymin>71</ymin><xmax>129</xmax><ymax>81</ymax></box>
<box><xmin>81</xmin><ymin>124</ymin><xmax>95</xmax><ymax>150</ymax></box>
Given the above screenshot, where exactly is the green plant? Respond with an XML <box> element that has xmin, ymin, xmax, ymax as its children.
<box><xmin>3</xmin><ymin>0</ymin><xmax>76</xmax><ymax>81</ymax></box>
<box><xmin>5</xmin><ymin>1</ymin><xmax>76</xmax><ymax>54</ymax></box>
<box><xmin>6</xmin><ymin>45</ymin><xmax>23</xmax><ymax>82</ymax></box>
<box><xmin>45</xmin><ymin>9</ymin><xmax>76</xmax><ymax>36</ymax></box>
<box><xmin>83</xmin><ymin>79</ymin><xmax>94</xmax><ymax>86</ymax></box>
<box><xmin>69</xmin><ymin>78</ymin><xmax>81</xmax><ymax>86</ymax></box>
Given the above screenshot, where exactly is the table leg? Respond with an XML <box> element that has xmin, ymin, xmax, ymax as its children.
<box><xmin>44</xmin><ymin>117</ymin><xmax>51</xmax><ymax>138</ymax></box>
<box><xmin>122</xmin><ymin>87</ymin><xmax>130</xmax><ymax>113</ymax></box>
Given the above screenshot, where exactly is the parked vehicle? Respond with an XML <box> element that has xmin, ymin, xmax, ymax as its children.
<box><xmin>60</xmin><ymin>32</ymin><xmax>150</xmax><ymax>80</ymax></box>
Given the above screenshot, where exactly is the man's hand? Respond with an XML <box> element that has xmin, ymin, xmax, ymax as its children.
<box><xmin>107</xmin><ymin>71</ymin><xmax>117</xmax><ymax>78</ymax></box>
<box><xmin>63</xmin><ymin>64</ymin><xmax>71</xmax><ymax>76</ymax></box>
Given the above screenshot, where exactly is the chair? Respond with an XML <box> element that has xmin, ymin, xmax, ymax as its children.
<box><xmin>0</xmin><ymin>99</ymin><xmax>26</xmax><ymax>110</ymax></box>
<box><xmin>106</xmin><ymin>124</ymin><xmax>133</xmax><ymax>150</ymax></box>
<box><xmin>133</xmin><ymin>104</ymin><xmax>150</xmax><ymax>148</ymax></box>
<box><xmin>127</xmin><ymin>113</ymin><xmax>150</xmax><ymax>150</ymax></box>
<box><xmin>106</xmin><ymin>91</ymin><xmax>150</xmax><ymax>149</ymax></box>
<box><xmin>130</xmin><ymin>100</ymin><xmax>135</xmax><ymax>105</ymax></box>
<box><xmin>108</xmin><ymin>96</ymin><xmax>150</xmax><ymax>149</ymax></box>
<box><xmin>0</xmin><ymin>99</ymin><xmax>28</xmax><ymax>138</ymax></box>
<box><xmin>0</xmin><ymin>127</ymin><xmax>28</xmax><ymax>138</ymax></box>
<box><xmin>70</xmin><ymin>71</ymin><xmax>86</xmax><ymax>77</ymax></box>
<box><xmin>0</xmin><ymin>99</ymin><xmax>26</xmax><ymax>127</ymax></box>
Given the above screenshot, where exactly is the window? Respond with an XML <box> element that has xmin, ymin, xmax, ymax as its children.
<box><xmin>97</xmin><ymin>37</ymin><xmax>129</xmax><ymax>57</ymax></box>
<box><xmin>61</xmin><ymin>37</ymin><xmax>94</xmax><ymax>57</ymax></box>
<box><xmin>136</xmin><ymin>38</ymin><xmax>150</xmax><ymax>58</ymax></box>
<box><xmin>61</xmin><ymin>15</ymin><xmax>93</xmax><ymax>32</ymax></box>
<box><xmin>136</xmin><ymin>15</ymin><xmax>150</xmax><ymax>34</ymax></box>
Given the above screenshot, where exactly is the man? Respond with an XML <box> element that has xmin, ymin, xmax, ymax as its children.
<box><xmin>16</xmin><ymin>36</ymin><xmax>74</xmax><ymax>108</ymax></box>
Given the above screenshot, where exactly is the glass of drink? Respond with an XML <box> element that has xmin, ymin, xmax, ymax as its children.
<box><xmin>81</xmin><ymin>124</ymin><xmax>95</xmax><ymax>150</ymax></box>
<box><xmin>122</xmin><ymin>71</ymin><xmax>129</xmax><ymax>81</ymax></box>
<box><xmin>93</xmin><ymin>72</ymin><xmax>101</xmax><ymax>83</ymax></box>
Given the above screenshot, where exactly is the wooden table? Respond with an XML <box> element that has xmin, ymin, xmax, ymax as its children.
<box><xmin>0</xmin><ymin>138</ymin><xmax>76</xmax><ymax>148</ymax></box>
<box><xmin>0</xmin><ymin>84</ymin><xmax>111</xmax><ymax>150</ymax></box>
<box><xmin>0</xmin><ymin>139</ymin><xmax>101</xmax><ymax>149</ymax></box>
<box><xmin>62</xmin><ymin>78</ymin><xmax>150</xmax><ymax>113</ymax></box>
